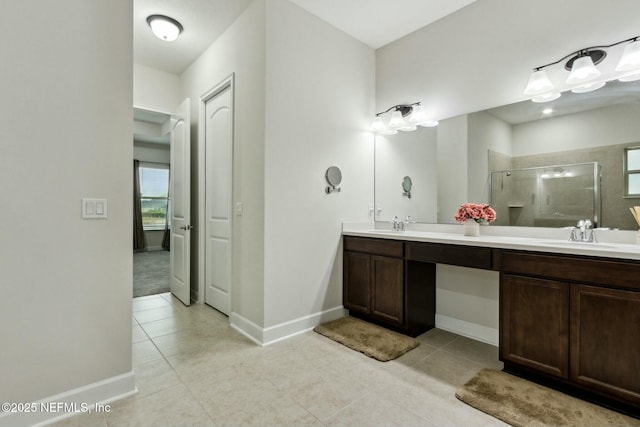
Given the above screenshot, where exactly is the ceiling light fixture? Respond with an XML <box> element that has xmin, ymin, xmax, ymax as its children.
<box><xmin>370</xmin><ymin>102</ymin><xmax>438</xmax><ymax>134</ymax></box>
<box><xmin>523</xmin><ymin>35</ymin><xmax>640</xmax><ymax>102</ymax></box>
<box><xmin>147</xmin><ymin>15</ymin><xmax>183</xmax><ymax>42</ymax></box>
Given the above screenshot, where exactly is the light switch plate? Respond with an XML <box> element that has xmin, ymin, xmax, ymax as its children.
<box><xmin>82</xmin><ymin>198</ymin><xmax>108</xmax><ymax>219</ymax></box>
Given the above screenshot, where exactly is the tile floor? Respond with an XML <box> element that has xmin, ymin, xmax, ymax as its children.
<box><xmin>52</xmin><ymin>293</ymin><xmax>508</xmax><ymax>427</ymax></box>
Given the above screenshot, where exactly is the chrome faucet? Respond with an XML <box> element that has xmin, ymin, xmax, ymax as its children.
<box><xmin>391</xmin><ymin>216</ymin><xmax>405</xmax><ymax>232</ymax></box>
<box><xmin>569</xmin><ymin>219</ymin><xmax>596</xmax><ymax>242</ymax></box>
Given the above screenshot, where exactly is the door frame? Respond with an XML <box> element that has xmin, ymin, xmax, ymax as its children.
<box><xmin>197</xmin><ymin>73</ymin><xmax>235</xmax><ymax>305</ymax></box>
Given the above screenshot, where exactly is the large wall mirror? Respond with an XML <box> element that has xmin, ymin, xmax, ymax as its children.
<box><xmin>374</xmin><ymin>80</ymin><xmax>640</xmax><ymax>230</ymax></box>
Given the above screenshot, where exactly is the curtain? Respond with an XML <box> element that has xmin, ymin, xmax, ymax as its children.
<box><xmin>161</xmin><ymin>168</ymin><xmax>170</xmax><ymax>251</ymax></box>
<box><xmin>133</xmin><ymin>160</ymin><xmax>147</xmax><ymax>251</ymax></box>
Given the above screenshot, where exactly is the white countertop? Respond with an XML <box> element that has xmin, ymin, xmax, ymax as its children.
<box><xmin>342</xmin><ymin>223</ymin><xmax>640</xmax><ymax>261</ymax></box>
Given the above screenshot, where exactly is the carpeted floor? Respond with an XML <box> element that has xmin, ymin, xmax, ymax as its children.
<box><xmin>456</xmin><ymin>368</ymin><xmax>640</xmax><ymax>427</ymax></box>
<box><xmin>314</xmin><ymin>316</ymin><xmax>420</xmax><ymax>361</ymax></box>
<box><xmin>133</xmin><ymin>250</ymin><xmax>170</xmax><ymax>297</ymax></box>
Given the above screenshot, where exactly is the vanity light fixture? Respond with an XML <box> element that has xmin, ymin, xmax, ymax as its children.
<box><xmin>370</xmin><ymin>102</ymin><xmax>438</xmax><ymax>135</ymax></box>
<box><xmin>523</xmin><ymin>35</ymin><xmax>640</xmax><ymax>102</ymax></box>
<box><xmin>147</xmin><ymin>15</ymin><xmax>183</xmax><ymax>42</ymax></box>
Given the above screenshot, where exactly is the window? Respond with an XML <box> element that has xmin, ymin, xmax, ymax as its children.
<box><xmin>624</xmin><ymin>147</ymin><xmax>640</xmax><ymax>198</ymax></box>
<box><xmin>139</xmin><ymin>163</ymin><xmax>170</xmax><ymax>230</ymax></box>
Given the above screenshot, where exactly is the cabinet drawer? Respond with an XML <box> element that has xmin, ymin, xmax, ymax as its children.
<box><xmin>502</xmin><ymin>251</ymin><xmax>640</xmax><ymax>291</ymax></box>
<box><xmin>406</xmin><ymin>242</ymin><xmax>492</xmax><ymax>270</ymax></box>
<box><xmin>343</xmin><ymin>236</ymin><xmax>403</xmax><ymax>258</ymax></box>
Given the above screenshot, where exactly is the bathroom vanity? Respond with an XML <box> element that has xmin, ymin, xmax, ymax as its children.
<box><xmin>342</xmin><ymin>227</ymin><xmax>640</xmax><ymax>415</ymax></box>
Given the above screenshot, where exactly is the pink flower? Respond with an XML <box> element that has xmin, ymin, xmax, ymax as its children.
<box><xmin>454</xmin><ymin>203</ymin><xmax>496</xmax><ymax>224</ymax></box>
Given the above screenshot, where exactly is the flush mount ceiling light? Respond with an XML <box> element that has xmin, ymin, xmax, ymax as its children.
<box><xmin>147</xmin><ymin>15</ymin><xmax>183</xmax><ymax>42</ymax></box>
<box><xmin>370</xmin><ymin>102</ymin><xmax>438</xmax><ymax>135</ymax></box>
<box><xmin>523</xmin><ymin>35</ymin><xmax>640</xmax><ymax>102</ymax></box>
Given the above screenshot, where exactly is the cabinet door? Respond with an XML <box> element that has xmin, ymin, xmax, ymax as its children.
<box><xmin>344</xmin><ymin>251</ymin><xmax>371</xmax><ymax>314</ymax></box>
<box><xmin>500</xmin><ymin>274</ymin><xmax>569</xmax><ymax>378</ymax></box>
<box><xmin>371</xmin><ymin>256</ymin><xmax>404</xmax><ymax>326</ymax></box>
<box><xmin>570</xmin><ymin>284</ymin><xmax>640</xmax><ymax>405</ymax></box>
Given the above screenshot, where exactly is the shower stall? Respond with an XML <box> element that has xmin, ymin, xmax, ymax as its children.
<box><xmin>489</xmin><ymin>162</ymin><xmax>602</xmax><ymax>228</ymax></box>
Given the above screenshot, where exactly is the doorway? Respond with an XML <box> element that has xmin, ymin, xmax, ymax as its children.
<box><xmin>133</xmin><ymin>108</ymin><xmax>172</xmax><ymax>298</ymax></box>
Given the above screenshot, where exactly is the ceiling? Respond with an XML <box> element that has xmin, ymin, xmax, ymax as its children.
<box><xmin>486</xmin><ymin>80</ymin><xmax>640</xmax><ymax>125</ymax></box>
<box><xmin>134</xmin><ymin>0</ymin><xmax>476</xmax><ymax>75</ymax></box>
<box><xmin>287</xmin><ymin>0</ymin><xmax>476</xmax><ymax>49</ymax></box>
<box><xmin>134</xmin><ymin>0</ymin><xmax>253</xmax><ymax>75</ymax></box>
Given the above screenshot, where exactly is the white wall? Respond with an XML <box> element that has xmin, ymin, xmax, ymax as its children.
<box><xmin>437</xmin><ymin>115</ymin><xmax>468</xmax><ymax>223</ymax></box>
<box><xmin>0</xmin><ymin>0</ymin><xmax>134</xmax><ymax>424</ymax></box>
<box><xmin>180</xmin><ymin>0</ymin><xmax>266</xmax><ymax>327</ymax></box>
<box><xmin>436</xmin><ymin>266</ymin><xmax>499</xmax><ymax>345</ymax></box>
<box><xmin>263</xmin><ymin>0</ymin><xmax>375</xmax><ymax>333</ymax></box>
<box><xmin>468</xmin><ymin>110</ymin><xmax>513</xmax><ymax>203</ymax></box>
<box><xmin>375</xmin><ymin>129</ymin><xmax>438</xmax><ymax>223</ymax></box>
<box><xmin>134</xmin><ymin>64</ymin><xmax>181</xmax><ymax>113</ymax></box>
<box><xmin>512</xmin><ymin>103</ymin><xmax>640</xmax><ymax>157</ymax></box>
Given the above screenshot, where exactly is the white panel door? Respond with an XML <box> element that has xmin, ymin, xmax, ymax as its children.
<box><xmin>204</xmin><ymin>86</ymin><xmax>232</xmax><ymax>314</ymax></box>
<box><xmin>170</xmin><ymin>99</ymin><xmax>191</xmax><ymax>306</ymax></box>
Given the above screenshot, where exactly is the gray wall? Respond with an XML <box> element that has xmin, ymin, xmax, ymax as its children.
<box><xmin>0</xmin><ymin>0</ymin><xmax>133</xmax><ymax>408</ymax></box>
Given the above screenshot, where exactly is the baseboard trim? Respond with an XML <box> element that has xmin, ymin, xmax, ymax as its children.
<box><xmin>229</xmin><ymin>312</ymin><xmax>264</xmax><ymax>345</ymax></box>
<box><xmin>0</xmin><ymin>371</ymin><xmax>137</xmax><ymax>427</ymax></box>
<box><xmin>262</xmin><ymin>306</ymin><xmax>347</xmax><ymax>346</ymax></box>
<box><xmin>435</xmin><ymin>314</ymin><xmax>498</xmax><ymax>346</ymax></box>
<box><xmin>230</xmin><ymin>306</ymin><xmax>347</xmax><ymax>346</ymax></box>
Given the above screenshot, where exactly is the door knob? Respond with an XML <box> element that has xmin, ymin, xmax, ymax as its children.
<box><xmin>179</xmin><ymin>225</ymin><xmax>193</xmax><ymax>230</ymax></box>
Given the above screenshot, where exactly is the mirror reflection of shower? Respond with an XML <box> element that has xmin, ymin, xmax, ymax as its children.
<box><xmin>490</xmin><ymin>162</ymin><xmax>601</xmax><ymax>228</ymax></box>
<box><xmin>499</xmin><ymin>171</ymin><xmax>511</xmax><ymax>190</ymax></box>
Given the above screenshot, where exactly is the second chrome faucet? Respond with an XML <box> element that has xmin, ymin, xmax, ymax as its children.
<box><xmin>391</xmin><ymin>215</ymin><xmax>415</xmax><ymax>232</ymax></box>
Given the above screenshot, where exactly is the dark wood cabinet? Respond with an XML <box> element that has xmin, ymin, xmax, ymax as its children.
<box><xmin>343</xmin><ymin>236</ymin><xmax>434</xmax><ymax>336</ymax></box>
<box><xmin>570</xmin><ymin>284</ymin><xmax>640</xmax><ymax>407</ymax></box>
<box><xmin>343</xmin><ymin>251</ymin><xmax>371</xmax><ymax>314</ymax></box>
<box><xmin>343</xmin><ymin>234</ymin><xmax>640</xmax><ymax>414</ymax></box>
<box><xmin>500</xmin><ymin>274</ymin><xmax>569</xmax><ymax>379</ymax></box>
<box><xmin>500</xmin><ymin>250</ymin><xmax>640</xmax><ymax>413</ymax></box>
<box><xmin>370</xmin><ymin>255</ymin><xmax>404</xmax><ymax>325</ymax></box>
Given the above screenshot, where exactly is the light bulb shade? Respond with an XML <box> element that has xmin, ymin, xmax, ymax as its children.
<box><xmin>566</xmin><ymin>55</ymin><xmax>601</xmax><ymax>85</ymax></box>
<box><xmin>419</xmin><ymin>120</ymin><xmax>439</xmax><ymax>127</ymax></box>
<box><xmin>616</xmin><ymin>39</ymin><xmax>640</xmax><ymax>72</ymax></box>
<box><xmin>571</xmin><ymin>81</ymin><xmax>605</xmax><ymax>93</ymax></box>
<box><xmin>147</xmin><ymin>15</ymin><xmax>183</xmax><ymax>41</ymax></box>
<box><xmin>531</xmin><ymin>92</ymin><xmax>561</xmax><ymax>103</ymax></box>
<box><xmin>523</xmin><ymin>70</ymin><xmax>554</xmax><ymax>95</ymax></box>
<box><xmin>388</xmin><ymin>111</ymin><xmax>407</xmax><ymax>129</ymax></box>
<box><xmin>408</xmin><ymin>104</ymin><xmax>427</xmax><ymax>124</ymax></box>
<box><xmin>370</xmin><ymin>116</ymin><xmax>386</xmax><ymax>133</ymax></box>
<box><xmin>619</xmin><ymin>70</ymin><xmax>640</xmax><ymax>82</ymax></box>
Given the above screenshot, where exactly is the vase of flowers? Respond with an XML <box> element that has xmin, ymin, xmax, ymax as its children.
<box><xmin>455</xmin><ymin>203</ymin><xmax>496</xmax><ymax>237</ymax></box>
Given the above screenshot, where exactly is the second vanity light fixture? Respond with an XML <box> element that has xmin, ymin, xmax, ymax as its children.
<box><xmin>524</xmin><ymin>35</ymin><xmax>640</xmax><ymax>103</ymax></box>
<box><xmin>370</xmin><ymin>102</ymin><xmax>438</xmax><ymax>135</ymax></box>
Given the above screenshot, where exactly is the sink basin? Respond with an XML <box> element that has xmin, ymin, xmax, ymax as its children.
<box><xmin>537</xmin><ymin>241</ymin><xmax>616</xmax><ymax>249</ymax></box>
